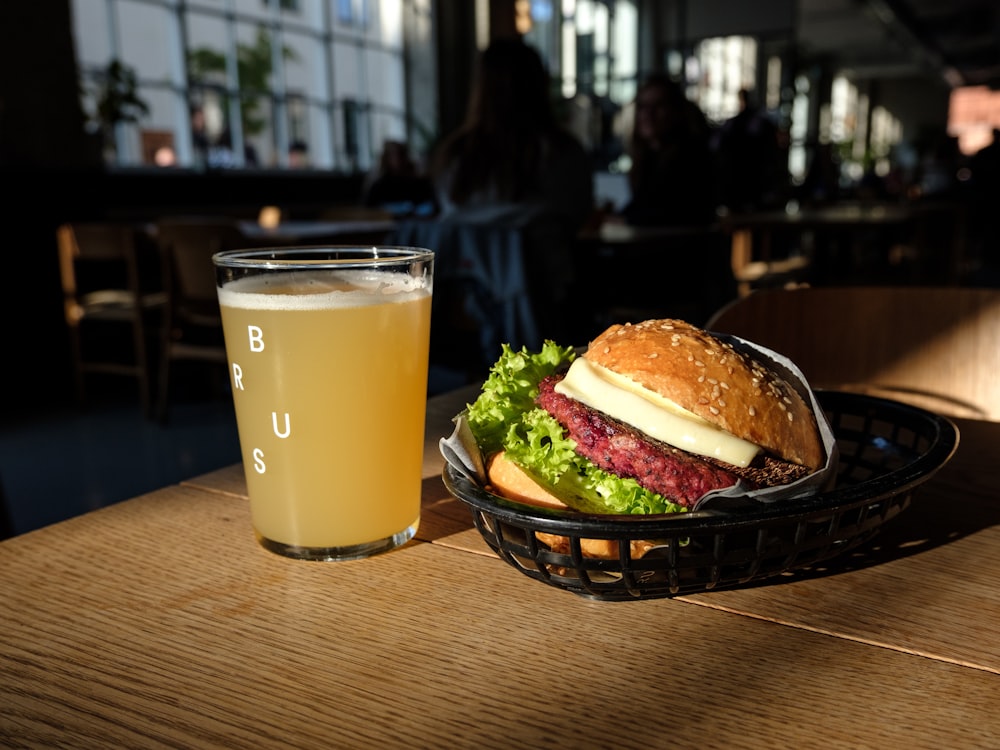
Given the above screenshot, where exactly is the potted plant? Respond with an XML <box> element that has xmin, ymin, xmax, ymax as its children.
<box><xmin>93</xmin><ymin>59</ymin><xmax>150</xmax><ymax>162</ymax></box>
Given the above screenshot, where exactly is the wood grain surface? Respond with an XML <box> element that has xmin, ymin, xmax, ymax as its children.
<box><xmin>3</xmin><ymin>386</ymin><xmax>999</xmax><ymax>748</ymax></box>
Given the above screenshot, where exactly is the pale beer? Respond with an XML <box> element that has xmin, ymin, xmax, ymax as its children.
<box><xmin>217</xmin><ymin>260</ymin><xmax>432</xmax><ymax>559</ymax></box>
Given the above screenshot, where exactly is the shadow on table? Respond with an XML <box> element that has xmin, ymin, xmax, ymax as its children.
<box><xmin>710</xmin><ymin>452</ymin><xmax>998</xmax><ymax>592</ymax></box>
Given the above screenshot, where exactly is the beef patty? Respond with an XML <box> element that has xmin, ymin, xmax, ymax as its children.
<box><xmin>536</xmin><ymin>374</ymin><xmax>810</xmax><ymax>507</ymax></box>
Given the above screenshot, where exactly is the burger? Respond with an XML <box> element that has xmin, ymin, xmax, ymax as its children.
<box><xmin>461</xmin><ymin>318</ymin><xmax>828</xmax><ymax>517</ymax></box>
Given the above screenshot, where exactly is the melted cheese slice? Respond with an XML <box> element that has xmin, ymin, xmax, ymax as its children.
<box><xmin>554</xmin><ymin>358</ymin><xmax>761</xmax><ymax>467</ymax></box>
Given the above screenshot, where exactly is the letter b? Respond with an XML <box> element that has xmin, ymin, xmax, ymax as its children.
<box><xmin>248</xmin><ymin>325</ymin><xmax>264</xmax><ymax>352</ymax></box>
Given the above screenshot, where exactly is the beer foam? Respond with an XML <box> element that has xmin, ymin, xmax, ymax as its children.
<box><xmin>218</xmin><ymin>269</ymin><xmax>430</xmax><ymax>310</ymax></box>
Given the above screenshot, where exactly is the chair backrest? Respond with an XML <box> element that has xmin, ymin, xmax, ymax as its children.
<box><xmin>706</xmin><ymin>286</ymin><xmax>1000</xmax><ymax>421</ymax></box>
<box><xmin>156</xmin><ymin>217</ymin><xmax>249</xmax><ymax>306</ymax></box>
<box><xmin>56</xmin><ymin>222</ymin><xmax>140</xmax><ymax>299</ymax></box>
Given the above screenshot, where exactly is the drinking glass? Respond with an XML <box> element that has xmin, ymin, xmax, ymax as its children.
<box><xmin>213</xmin><ymin>246</ymin><xmax>434</xmax><ymax>561</ymax></box>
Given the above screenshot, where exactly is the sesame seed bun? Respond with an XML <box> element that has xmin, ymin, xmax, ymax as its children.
<box><xmin>585</xmin><ymin>319</ymin><xmax>824</xmax><ymax>470</ymax></box>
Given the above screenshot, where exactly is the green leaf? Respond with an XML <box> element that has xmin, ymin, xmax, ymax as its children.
<box><xmin>465</xmin><ymin>340</ymin><xmax>576</xmax><ymax>456</ymax></box>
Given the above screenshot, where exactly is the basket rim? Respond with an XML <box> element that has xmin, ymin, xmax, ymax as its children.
<box><xmin>442</xmin><ymin>389</ymin><xmax>959</xmax><ymax>537</ymax></box>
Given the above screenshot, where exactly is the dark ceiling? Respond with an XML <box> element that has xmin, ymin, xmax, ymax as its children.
<box><xmin>797</xmin><ymin>0</ymin><xmax>1000</xmax><ymax>88</ymax></box>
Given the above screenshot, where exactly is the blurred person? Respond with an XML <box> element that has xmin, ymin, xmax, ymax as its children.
<box><xmin>427</xmin><ymin>37</ymin><xmax>594</xmax><ymax>353</ymax></box>
<box><xmin>362</xmin><ymin>139</ymin><xmax>436</xmax><ymax>215</ymax></box>
<box><xmin>915</xmin><ymin>132</ymin><xmax>961</xmax><ymax>199</ymax></box>
<box><xmin>714</xmin><ymin>88</ymin><xmax>784</xmax><ymax>212</ymax></box>
<box><xmin>208</xmin><ymin>127</ymin><xmax>258</xmax><ymax>169</ymax></box>
<box><xmin>206</xmin><ymin>128</ymin><xmax>236</xmax><ymax>169</ymax></box>
<box><xmin>430</xmin><ymin>37</ymin><xmax>593</xmax><ymax>231</ymax></box>
<box><xmin>798</xmin><ymin>142</ymin><xmax>842</xmax><ymax>206</ymax></box>
<box><xmin>621</xmin><ymin>74</ymin><xmax>716</xmax><ymax>227</ymax></box>
<box><xmin>190</xmin><ymin>105</ymin><xmax>209</xmax><ymax>167</ymax></box>
<box><xmin>288</xmin><ymin>139</ymin><xmax>310</xmax><ymax>168</ymax></box>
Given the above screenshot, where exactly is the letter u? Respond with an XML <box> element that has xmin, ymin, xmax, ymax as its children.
<box><xmin>272</xmin><ymin>412</ymin><xmax>291</xmax><ymax>438</ymax></box>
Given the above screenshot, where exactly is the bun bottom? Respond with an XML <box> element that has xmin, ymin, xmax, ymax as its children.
<box><xmin>486</xmin><ymin>452</ymin><xmax>657</xmax><ymax>560</ymax></box>
<box><xmin>486</xmin><ymin>452</ymin><xmax>568</xmax><ymax>509</ymax></box>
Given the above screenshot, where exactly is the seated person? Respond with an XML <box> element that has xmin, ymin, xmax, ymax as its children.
<box><xmin>361</xmin><ymin>140</ymin><xmax>436</xmax><ymax>216</ymax></box>
<box><xmin>425</xmin><ymin>38</ymin><xmax>595</xmax><ymax>354</ymax></box>
<box><xmin>430</xmin><ymin>38</ymin><xmax>593</xmax><ymax>232</ymax></box>
<box><xmin>621</xmin><ymin>74</ymin><xmax>716</xmax><ymax>227</ymax></box>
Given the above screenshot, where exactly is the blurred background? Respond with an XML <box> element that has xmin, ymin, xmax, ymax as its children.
<box><xmin>2</xmin><ymin>0</ymin><xmax>998</xmax><ymax>536</ymax></box>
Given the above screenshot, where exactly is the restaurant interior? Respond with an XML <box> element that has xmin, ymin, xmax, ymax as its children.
<box><xmin>5</xmin><ymin>3</ymin><xmax>1000</xmax><ymax>745</ymax></box>
<box><xmin>2</xmin><ymin>0</ymin><xmax>1000</xmax><ymax>539</ymax></box>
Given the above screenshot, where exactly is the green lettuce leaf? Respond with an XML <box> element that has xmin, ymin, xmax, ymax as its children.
<box><xmin>465</xmin><ymin>341</ymin><xmax>576</xmax><ymax>456</ymax></box>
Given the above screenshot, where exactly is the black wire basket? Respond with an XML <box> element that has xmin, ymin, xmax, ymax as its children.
<box><xmin>442</xmin><ymin>390</ymin><xmax>959</xmax><ymax>601</ymax></box>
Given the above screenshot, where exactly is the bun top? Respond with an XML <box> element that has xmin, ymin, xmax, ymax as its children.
<box><xmin>585</xmin><ymin>319</ymin><xmax>824</xmax><ymax>470</ymax></box>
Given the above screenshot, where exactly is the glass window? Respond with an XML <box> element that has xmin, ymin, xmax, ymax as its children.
<box><xmin>118</xmin><ymin>3</ymin><xmax>175</xmax><ymax>81</ymax></box>
<box><xmin>333</xmin><ymin>40</ymin><xmax>364</xmax><ymax>100</ymax></box>
<box><xmin>337</xmin><ymin>0</ymin><xmax>369</xmax><ymax>27</ymax></box>
<box><xmin>70</xmin><ymin>0</ymin><xmax>406</xmax><ymax>171</ymax></box>
<box><xmin>694</xmin><ymin>36</ymin><xmax>757</xmax><ymax>124</ymax></box>
<box><xmin>72</xmin><ymin>0</ymin><xmax>113</xmax><ymax>70</ymax></box>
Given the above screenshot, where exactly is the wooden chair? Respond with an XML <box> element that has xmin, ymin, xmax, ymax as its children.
<box><xmin>56</xmin><ymin>222</ymin><xmax>166</xmax><ymax>417</ymax></box>
<box><xmin>154</xmin><ymin>217</ymin><xmax>248</xmax><ymax>423</ymax></box>
<box><xmin>705</xmin><ymin>285</ymin><xmax>1000</xmax><ymax>422</ymax></box>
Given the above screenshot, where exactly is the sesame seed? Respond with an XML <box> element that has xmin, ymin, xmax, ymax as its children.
<box><xmin>749</xmin><ymin>406</ymin><xmax>756</xmax><ymax>417</ymax></box>
<box><xmin>694</xmin><ymin>360</ymin><xmax>705</xmax><ymax>367</ymax></box>
<box><xmin>707</xmin><ymin>377</ymin><xmax>718</xmax><ymax>384</ymax></box>
<box><xmin>720</xmin><ymin>382</ymin><xmax>730</xmax><ymax>390</ymax></box>
<box><xmin>709</xmin><ymin>406</ymin><xmax>720</xmax><ymax>415</ymax></box>
<box><xmin>718</xmin><ymin>398</ymin><xmax>726</xmax><ymax>407</ymax></box>
<box><xmin>787</xmin><ymin>412</ymin><xmax>794</xmax><ymax>421</ymax></box>
<box><xmin>603</xmin><ymin>346</ymin><xmax>610</xmax><ymax>354</ymax></box>
<box><xmin>697</xmin><ymin>375</ymin><xmax>705</xmax><ymax>382</ymax></box>
<box><xmin>648</xmin><ymin>352</ymin><xmax>658</xmax><ymax>358</ymax></box>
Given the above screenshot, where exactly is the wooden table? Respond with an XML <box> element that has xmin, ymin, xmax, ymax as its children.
<box><xmin>720</xmin><ymin>201</ymin><xmax>966</xmax><ymax>289</ymax></box>
<box><xmin>722</xmin><ymin>202</ymin><xmax>916</xmax><ymax>254</ymax></box>
<box><xmin>3</xmin><ymin>384</ymin><xmax>999</xmax><ymax>748</ymax></box>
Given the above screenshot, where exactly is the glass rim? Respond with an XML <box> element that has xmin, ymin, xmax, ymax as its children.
<box><xmin>212</xmin><ymin>245</ymin><xmax>434</xmax><ymax>269</ymax></box>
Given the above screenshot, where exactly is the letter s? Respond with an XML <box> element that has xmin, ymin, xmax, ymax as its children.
<box><xmin>253</xmin><ymin>448</ymin><xmax>266</xmax><ymax>474</ymax></box>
